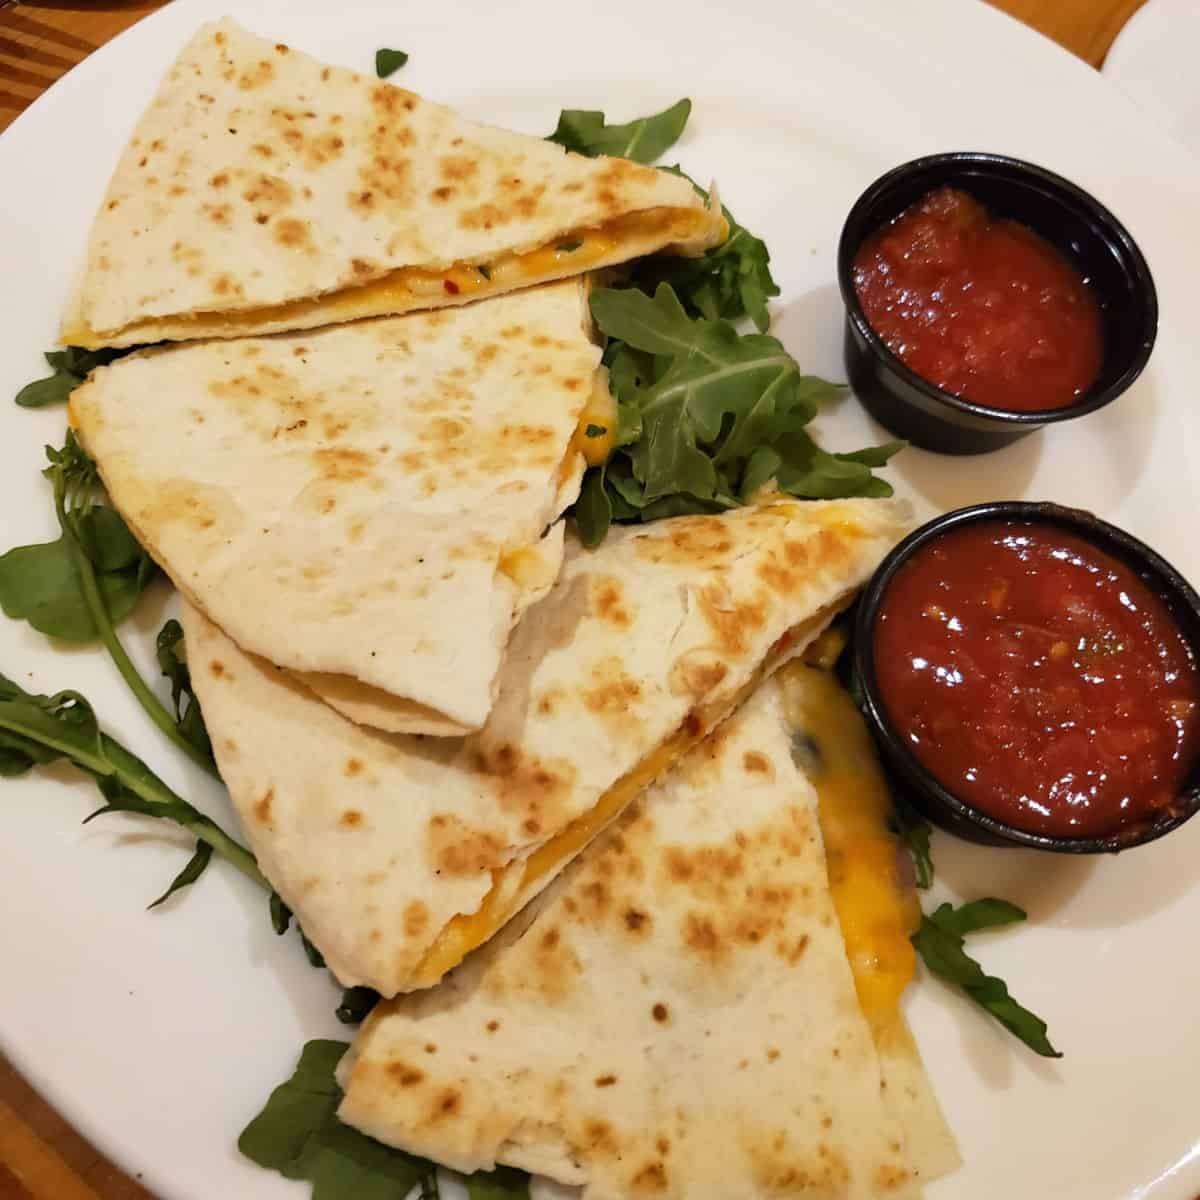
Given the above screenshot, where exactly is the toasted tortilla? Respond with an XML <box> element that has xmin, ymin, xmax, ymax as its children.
<box><xmin>336</xmin><ymin>676</ymin><xmax>956</xmax><ymax>1198</ymax></box>
<box><xmin>62</xmin><ymin>18</ymin><xmax>722</xmax><ymax>349</ymax></box>
<box><xmin>181</xmin><ymin>498</ymin><xmax>912</xmax><ymax>996</ymax></box>
<box><xmin>71</xmin><ymin>279</ymin><xmax>605</xmax><ymax>736</ymax></box>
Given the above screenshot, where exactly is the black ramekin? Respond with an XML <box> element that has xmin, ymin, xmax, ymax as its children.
<box><xmin>837</xmin><ymin>152</ymin><xmax>1158</xmax><ymax>455</ymax></box>
<box><xmin>854</xmin><ymin>501</ymin><xmax>1200</xmax><ymax>854</ymax></box>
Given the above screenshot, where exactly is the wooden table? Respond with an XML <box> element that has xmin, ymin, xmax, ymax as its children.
<box><xmin>0</xmin><ymin>0</ymin><xmax>1153</xmax><ymax>1197</ymax></box>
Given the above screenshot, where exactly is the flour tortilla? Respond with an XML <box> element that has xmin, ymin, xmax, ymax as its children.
<box><xmin>71</xmin><ymin>279</ymin><xmax>603</xmax><ymax>736</ymax></box>
<box><xmin>62</xmin><ymin>18</ymin><xmax>722</xmax><ymax>349</ymax></box>
<box><xmin>181</xmin><ymin>498</ymin><xmax>912</xmax><ymax>997</ymax></box>
<box><xmin>336</xmin><ymin>678</ymin><xmax>956</xmax><ymax>1198</ymax></box>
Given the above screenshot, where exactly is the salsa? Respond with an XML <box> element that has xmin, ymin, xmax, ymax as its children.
<box><xmin>873</xmin><ymin>520</ymin><xmax>1200</xmax><ymax>838</ymax></box>
<box><xmin>852</xmin><ymin>186</ymin><xmax>1104</xmax><ymax>412</ymax></box>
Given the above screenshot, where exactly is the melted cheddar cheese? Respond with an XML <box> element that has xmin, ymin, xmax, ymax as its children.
<box><xmin>411</xmin><ymin>720</ymin><xmax>696</xmax><ymax>988</ymax></box>
<box><xmin>777</xmin><ymin>634</ymin><xmax>919</xmax><ymax>1033</ymax></box>
<box><xmin>573</xmin><ymin>366</ymin><xmax>618</xmax><ymax>468</ymax></box>
<box><xmin>410</xmin><ymin>601</ymin><xmax>845</xmax><ymax>989</ymax></box>
<box><xmin>65</xmin><ymin>207</ymin><xmax>723</xmax><ymax>348</ymax></box>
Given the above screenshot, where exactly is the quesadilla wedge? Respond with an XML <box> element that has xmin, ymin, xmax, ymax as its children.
<box><xmin>70</xmin><ymin>279</ymin><xmax>606</xmax><ymax>736</ymax></box>
<box><xmin>181</xmin><ymin>498</ymin><xmax>913</xmax><ymax>996</ymax></box>
<box><xmin>62</xmin><ymin>18</ymin><xmax>722</xmax><ymax>350</ymax></box>
<box><xmin>336</xmin><ymin>669</ymin><xmax>957</xmax><ymax>1198</ymax></box>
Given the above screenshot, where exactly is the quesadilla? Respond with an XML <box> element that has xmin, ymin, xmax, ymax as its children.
<box><xmin>181</xmin><ymin>498</ymin><xmax>913</xmax><ymax>996</ymax></box>
<box><xmin>70</xmin><ymin>279</ymin><xmax>606</xmax><ymax>736</ymax></box>
<box><xmin>336</xmin><ymin>669</ymin><xmax>958</xmax><ymax>1198</ymax></box>
<box><xmin>62</xmin><ymin>18</ymin><xmax>722</xmax><ymax>350</ymax></box>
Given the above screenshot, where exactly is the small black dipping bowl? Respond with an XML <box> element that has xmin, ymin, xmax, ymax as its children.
<box><xmin>853</xmin><ymin>501</ymin><xmax>1200</xmax><ymax>854</ymax></box>
<box><xmin>837</xmin><ymin>152</ymin><xmax>1158</xmax><ymax>455</ymax></box>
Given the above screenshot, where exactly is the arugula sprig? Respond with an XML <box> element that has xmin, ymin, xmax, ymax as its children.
<box><xmin>241</xmin><ymin>1041</ymin><xmax>532</xmax><ymax>1200</ymax></box>
<box><xmin>546</xmin><ymin>100</ymin><xmax>779</xmax><ymax>329</ymax></box>
<box><xmin>893</xmin><ymin>800</ymin><xmax>934</xmax><ymax>890</ymax></box>
<box><xmin>155</xmin><ymin>619</ymin><xmax>214</xmax><ymax>765</ymax></box>
<box><xmin>575</xmin><ymin>285</ymin><xmax>899</xmax><ymax>545</ymax></box>
<box><xmin>0</xmin><ymin>440</ymin><xmax>156</xmax><ymax>641</ymax></box>
<box><xmin>912</xmin><ymin>900</ymin><xmax>1061</xmax><ymax>1059</ymax></box>
<box><xmin>0</xmin><ymin>671</ymin><xmax>265</xmax><ymax>903</ymax></box>
<box><xmin>14</xmin><ymin>346</ymin><xmax>130</xmax><ymax>409</ymax></box>
<box><xmin>548</xmin><ymin>98</ymin><xmax>691</xmax><ymax>164</ymax></box>
<box><xmin>0</xmin><ymin>435</ymin><xmax>218</xmax><ymax>776</ymax></box>
<box><xmin>633</xmin><ymin>173</ymin><xmax>780</xmax><ymax>332</ymax></box>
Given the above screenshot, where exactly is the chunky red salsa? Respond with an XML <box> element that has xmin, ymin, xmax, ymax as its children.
<box><xmin>873</xmin><ymin>520</ymin><xmax>1200</xmax><ymax>838</ymax></box>
<box><xmin>852</xmin><ymin>187</ymin><xmax>1104</xmax><ymax>412</ymax></box>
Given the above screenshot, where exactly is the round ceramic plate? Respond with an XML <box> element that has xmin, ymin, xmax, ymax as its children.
<box><xmin>2</xmin><ymin>1</ymin><xmax>1200</xmax><ymax>1197</ymax></box>
<box><xmin>1104</xmin><ymin>0</ymin><xmax>1200</xmax><ymax>158</ymax></box>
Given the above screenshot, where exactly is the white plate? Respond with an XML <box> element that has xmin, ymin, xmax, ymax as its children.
<box><xmin>2</xmin><ymin>1</ymin><xmax>1200</xmax><ymax>1197</ymax></box>
<box><xmin>1104</xmin><ymin>0</ymin><xmax>1200</xmax><ymax>159</ymax></box>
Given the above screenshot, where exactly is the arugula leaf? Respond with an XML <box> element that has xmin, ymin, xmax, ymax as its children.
<box><xmin>337</xmin><ymin>986</ymin><xmax>381</xmax><ymax>1026</ymax></box>
<box><xmin>0</xmin><ymin>672</ymin><xmax>266</xmax><ymax>901</ymax></box>
<box><xmin>0</xmin><ymin>440</ymin><xmax>157</xmax><ymax>640</ymax></box>
<box><xmin>893</xmin><ymin>801</ymin><xmax>934</xmax><ymax>889</ymax></box>
<box><xmin>632</xmin><ymin>173</ymin><xmax>780</xmax><ymax>331</ymax></box>
<box><xmin>155</xmin><ymin>619</ymin><xmax>214</xmax><ymax>767</ymax></box>
<box><xmin>574</xmin><ymin>284</ymin><xmax>899</xmax><ymax>545</ymax></box>
<box><xmin>0</xmin><ymin>528</ymin><xmax>152</xmax><ymax>642</ymax></box>
<box><xmin>301</xmin><ymin>931</ymin><xmax>327</xmax><ymax>969</ymax></box>
<box><xmin>374</xmin><ymin>48</ymin><xmax>409</xmax><ymax>78</ymax></box>
<box><xmin>467</xmin><ymin>1166</ymin><xmax>532</xmax><ymax>1200</ymax></box>
<box><xmin>269</xmin><ymin>891</ymin><xmax>333</xmax><ymax>970</ymax></box>
<box><xmin>912</xmin><ymin>900</ymin><xmax>1061</xmax><ymax>1058</ymax></box>
<box><xmin>146</xmin><ymin>841</ymin><xmax>213</xmax><ymax>909</ymax></box>
<box><xmin>270</xmin><ymin>890</ymin><xmax>292</xmax><ymax>935</ymax></box>
<box><xmin>548</xmin><ymin>98</ymin><xmax>691</xmax><ymax>163</ymax></box>
<box><xmin>240</xmin><ymin>1040</ymin><xmax>439</xmax><ymax>1200</ymax></box>
<box><xmin>14</xmin><ymin>346</ymin><xmax>130</xmax><ymax>409</ymax></box>
<box><xmin>0</xmin><ymin>435</ymin><xmax>219</xmax><ymax>776</ymax></box>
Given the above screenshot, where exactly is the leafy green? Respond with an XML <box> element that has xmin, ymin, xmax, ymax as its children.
<box><xmin>912</xmin><ymin>900</ymin><xmax>1061</xmax><ymax>1058</ymax></box>
<box><xmin>0</xmin><ymin>526</ymin><xmax>152</xmax><ymax>642</ymax></box>
<box><xmin>336</xmin><ymin>986</ymin><xmax>381</xmax><ymax>1026</ymax></box>
<box><xmin>374</xmin><ymin>48</ymin><xmax>408</xmax><ymax>78</ymax></box>
<box><xmin>301</xmin><ymin>932</ymin><xmax>327</xmax><ymax>969</ymax></box>
<box><xmin>240</xmin><ymin>1040</ymin><xmax>439</xmax><ymax>1200</ymax></box>
<box><xmin>147</xmin><ymin>841</ymin><xmax>213</xmax><ymax>909</ymax></box>
<box><xmin>574</xmin><ymin>285</ymin><xmax>900</xmax><ymax>545</ymax></box>
<box><xmin>633</xmin><ymin>173</ymin><xmax>780</xmax><ymax>331</ymax></box>
<box><xmin>548</xmin><ymin>98</ymin><xmax>691</xmax><ymax>164</ymax></box>
<box><xmin>893</xmin><ymin>801</ymin><xmax>934</xmax><ymax>889</ymax></box>
<box><xmin>0</xmin><ymin>671</ymin><xmax>266</xmax><ymax>902</ymax></box>
<box><xmin>155</xmin><ymin>619</ymin><xmax>214</xmax><ymax>767</ymax></box>
<box><xmin>269</xmin><ymin>892</ymin><xmax>329</xmax><ymax>969</ymax></box>
<box><xmin>0</xmin><ymin>443</ymin><xmax>156</xmax><ymax>642</ymax></box>
<box><xmin>467</xmin><ymin>1166</ymin><xmax>532</xmax><ymax>1200</ymax></box>
<box><xmin>0</xmin><ymin>435</ymin><xmax>218</xmax><ymax>776</ymax></box>
<box><xmin>270</xmin><ymin>890</ymin><xmax>292</xmax><ymax>935</ymax></box>
<box><xmin>14</xmin><ymin>346</ymin><xmax>130</xmax><ymax>409</ymax></box>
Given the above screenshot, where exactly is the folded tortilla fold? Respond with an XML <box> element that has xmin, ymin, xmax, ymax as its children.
<box><xmin>336</xmin><ymin>673</ymin><xmax>957</xmax><ymax>1198</ymax></box>
<box><xmin>181</xmin><ymin>498</ymin><xmax>912</xmax><ymax>996</ymax></box>
<box><xmin>62</xmin><ymin>18</ymin><xmax>722</xmax><ymax>349</ymax></box>
<box><xmin>71</xmin><ymin>278</ymin><xmax>606</xmax><ymax>736</ymax></box>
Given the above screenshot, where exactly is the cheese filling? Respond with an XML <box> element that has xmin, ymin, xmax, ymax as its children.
<box><xmin>65</xmin><ymin>206</ymin><xmax>722</xmax><ymax>347</ymax></box>
<box><xmin>572</xmin><ymin>366</ymin><xmax>618</xmax><ymax>468</ymax></box>
<box><xmin>777</xmin><ymin>633</ymin><xmax>919</xmax><ymax>1033</ymax></box>
<box><xmin>410</xmin><ymin>601</ymin><xmax>845</xmax><ymax>989</ymax></box>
